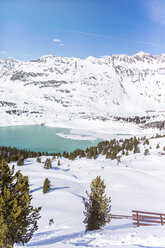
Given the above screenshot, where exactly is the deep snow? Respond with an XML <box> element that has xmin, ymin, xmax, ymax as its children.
<box><xmin>10</xmin><ymin>134</ymin><xmax>165</xmax><ymax>248</ymax></box>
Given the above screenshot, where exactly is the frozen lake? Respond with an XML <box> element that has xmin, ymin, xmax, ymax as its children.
<box><xmin>0</xmin><ymin>125</ymin><xmax>100</xmax><ymax>153</ymax></box>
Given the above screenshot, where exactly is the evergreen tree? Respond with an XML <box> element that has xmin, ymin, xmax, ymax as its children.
<box><xmin>145</xmin><ymin>139</ymin><xmax>149</xmax><ymax>145</ymax></box>
<box><xmin>86</xmin><ymin>150</ymin><xmax>92</xmax><ymax>159</ymax></box>
<box><xmin>133</xmin><ymin>146</ymin><xmax>140</xmax><ymax>154</ymax></box>
<box><xmin>156</xmin><ymin>143</ymin><xmax>160</xmax><ymax>149</ymax></box>
<box><xmin>44</xmin><ymin>158</ymin><xmax>52</xmax><ymax>169</ymax></box>
<box><xmin>17</xmin><ymin>156</ymin><xmax>24</xmax><ymax>166</ymax></box>
<box><xmin>52</xmin><ymin>155</ymin><xmax>56</xmax><ymax>160</ymax></box>
<box><xmin>79</xmin><ymin>150</ymin><xmax>85</xmax><ymax>158</ymax></box>
<box><xmin>43</xmin><ymin>178</ymin><xmax>51</xmax><ymax>194</ymax></box>
<box><xmin>36</xmin><ymin>157</ymin><xmax>41</xmax><ymax>163</ymax></box>
<box><xmin>10</xmin><ymin>154</ymin><xmax>17</xmax><ymax>162</ymax></box>
<box><xmin>83</xmin><ymin>176</ymin><xmax>111</xmax><ymax>231</ymax></box>
<box><xmin>69</xmin><ymin>152</ymin><xmax>76</xmax><ymax>160</ymax></box>
<box><xmin>0</xmin><ymin>160</ymin><xmax>41</xmax><ymax>248</ymax></box>
<box><xmin>93</xmin><ymin>148</ymin><xmax>97</xmax><ymax>159</ymax></box>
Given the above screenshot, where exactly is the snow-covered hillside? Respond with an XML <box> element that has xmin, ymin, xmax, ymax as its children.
<box><xmin>12</xmin><ymin>134</ymin><xmax>165</xmax><ymax>248</ymax></box>
<box><xmin>0</xmin><ymin>52</ymin><xmax>165</xmax><ymax>127</ymax></box>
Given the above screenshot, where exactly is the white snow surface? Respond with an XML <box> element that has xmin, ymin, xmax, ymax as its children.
<box><xmin>0</xmin><ymin>53</ymin><xmax>165</xmax><ymax>128</ymax></box>
<box><xmin>11</xmin><ymin>135</ymin><xmax>165</xmax><ymax>248</ymax></box>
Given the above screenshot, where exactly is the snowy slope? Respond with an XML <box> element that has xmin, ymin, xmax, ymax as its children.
<box><xmin>0</xmin><ymin>52</ymin><xmax>165</xmax><ymax>127</ymax></box>
<box><xmin>12</xmin><ymin>135</ymin><xmax>165</xmax><ymax>248</ymax></box>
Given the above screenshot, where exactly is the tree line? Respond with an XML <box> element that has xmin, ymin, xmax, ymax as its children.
<box><xmin>63</xmin><ymin>136</ymin><xmax>149</xmax><ymax>161</ymax></box>
<box><xmin>0</xmin><ymin>136</ymin><xmax>150</xmax><ymax>165</ymax></box>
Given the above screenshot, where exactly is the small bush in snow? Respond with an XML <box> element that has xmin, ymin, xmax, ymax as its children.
<box><xmin>144</xmin><ymin>148</ymin><xmax>149</xmax><ymax>155</ymax></box>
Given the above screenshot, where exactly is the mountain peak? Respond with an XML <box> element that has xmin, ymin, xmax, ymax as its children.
<box><xmin>133</xmin><ymin>51</ymin><xmax>150</xmax><ymax>57</ymax></box>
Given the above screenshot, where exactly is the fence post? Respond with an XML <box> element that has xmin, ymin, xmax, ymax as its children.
<box><xmin>160</xmin><ymin>214</ymin><xmax>163</xmax><ymax>225</ymax></box>
<box><xmin>136</xmin><ymin>211</ymin><xmax>139</xmax><ymax>227</ymax></box>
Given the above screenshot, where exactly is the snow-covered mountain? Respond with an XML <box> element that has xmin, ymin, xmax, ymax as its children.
<box><xmin>0</xmin><ymin>52</ymin><xmax>165</xmax><ymax>126</ymax></box>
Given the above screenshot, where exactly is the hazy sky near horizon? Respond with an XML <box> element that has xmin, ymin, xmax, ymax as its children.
<box><xmin>1</xmin><ymin>0</ymin><xmax>165</xmax><ymax>60</ymax></box>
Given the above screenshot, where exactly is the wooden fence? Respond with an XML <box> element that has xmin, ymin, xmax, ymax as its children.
<box><xmin>132</xmin><ymin>210</ymin><xmax>165</xmax><ymax>227</ymax></box>
<box><xmin>111</xmin><ymin>210</ymin><xmax>165</xmax><ymax>227</ymax></box>
<box><xmin>111</xmin><ymin>214</ymin><xmax>132</xmax><ymax>220</ymax></box>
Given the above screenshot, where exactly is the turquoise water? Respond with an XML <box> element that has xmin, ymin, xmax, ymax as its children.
<box><xmin>0</xmin><ymin>125</ymin><xmax>100</xmax><ymax>153</ymax></box>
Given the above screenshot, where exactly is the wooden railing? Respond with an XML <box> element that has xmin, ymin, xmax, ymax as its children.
<box><xmin>111</xmin><ymin>210</ymin><xmax>165</xmax><ymax>227</ymax></box>
<box><xmin>132</xmin><ymin>210</ymin><xmax>165</xmax><ymax>227</ymax></box>
<box><xmin>111</xmin><ymin>214</ymin><xmax>132</xmax><ymax>220</ymax></box>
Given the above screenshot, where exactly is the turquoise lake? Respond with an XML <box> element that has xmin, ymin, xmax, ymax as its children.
<box><xmin>0</xmin><ymin>125</ymin><xmax>100</xmax><ymax>153</ymax></box>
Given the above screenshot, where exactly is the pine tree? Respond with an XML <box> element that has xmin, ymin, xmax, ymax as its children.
<box><xmin>17</xmin><ymin>156</ymin><xmax>24</xmax><ymax>166</ymax></box>
<box><xmin>44</xmin><ymin>158</ymin><xmax>52</xmax><ymax>169</ymax></box>
<box><xmin>145</xmin><ymin>139</ymin><xmax>149</xmax><ymax>145</ymax></box>
<box><xmin>36</xmin><ymin>157</ymin><xmax>41</xmax><ymax>163</ymax></box>
<box><xmin>156</xmin><ymin>143</ymin><xmax>160</xmax><ymax>149</ymax></box>
<box><xmin>0</xmin><ymin>160</ymin><xmax>41</xmax><ymax>248</ymax></box>
<box><xmin>52</xmin><ymin>155</ymin><xmax>56</xmax><ymax>160</ymax></box>
<box><xmin>83</xmin><ymin>176</ymin><xmax>111</xmax><ymax>231</ymax></box>
<box><xmin>10</xmin><ymin>154</ymin><xmax>17</xmax><ymax>162</ymax></box>
<box><xmin>43</xmin><ymin>178</ymin><xmax>51</xmax><ymax>194</ymax></box>
<box><xmin>93</xmin><ymin>149</ymin><xmax>97</xmax><ymax>159</ymax></box>
<box><xmin>133</xmin><ymin>146</ymin><xmax>140</xmax><ymax>154</ymax></box>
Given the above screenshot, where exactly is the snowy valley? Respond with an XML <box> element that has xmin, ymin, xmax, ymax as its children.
<box><xmin>1</xmin><ymin>52</ymin><xmax>165</xmax><ymax>248</ymax></box>
<box><xmin>11</xmin><ymin>134</ymin><xmax>165</xmax><ymax>248</ymax></box>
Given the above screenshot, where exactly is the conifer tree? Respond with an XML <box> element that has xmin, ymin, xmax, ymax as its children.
<box><xmin>0</xmin><ymin>160</ymin><xmax>41</xmax><ymax>248</ymax></box>
<box><xmin>83</xmin><ymin>176</ymin><xmax>111</xmax><ymax>231</ymax></box>
<box><xmin>156</xmin><ymin>143</ymin><xmax>160</xmax><ymax>149</ymax></box>
<box><xmin>43</xmin><ymin>178</ymin><xmax>51</xmax><ymax>194</ymax></box>
<box><xmin>10</xmin><ymin>153</ymin><xmax>17</xmax><ymax>162</ymax></box>
<box><xmin>122</xmin><ymin>150</ymin><xmax>125</xmax><ymax>155</ymax></box>
<box><xmin>44</xmin><ymin>158</ymin><xmax>52</xmax><ymax>169</ymax></box>
<box><xmin>17</xmin><ymin>156</ymin><xmax>24</xmax><ymax>166</ymax></box>
<box><xmin>79</xmin><ymin>150</ymin><xmax>85</xmax><ymax>158</ymax></box>
<box><xmin>36</xmin><ymin>157</ymin><xmax>41</xmax><ymax>163</ymax></box>
<box><xmin>52</xmin><ymin>155</ymin><xmax>56</xmax><ymax>160</ymax></box>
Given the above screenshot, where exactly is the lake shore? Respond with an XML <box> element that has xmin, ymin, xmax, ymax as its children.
<box><xmin>0</xmin><ymin>117</ymin><xmax>159</xmax><ymax>141</ymax></box>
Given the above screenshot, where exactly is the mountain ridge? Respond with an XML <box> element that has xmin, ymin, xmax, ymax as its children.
<box><xmin>0</xmin><ymin>52</ymin><xmax>165</xmax><ymax>127</ymax></box>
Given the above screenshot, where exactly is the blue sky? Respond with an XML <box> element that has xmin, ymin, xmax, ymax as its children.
<box><xmin>1</xmin><ymin>0</ymin><xmax>165</xmax><ymax>60</ymax></box>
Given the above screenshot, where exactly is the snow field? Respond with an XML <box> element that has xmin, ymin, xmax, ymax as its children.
<box><xmin>11</xmin><ymin>136</ymin><xmax>165</xmax><ymax>247</ymax></box>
